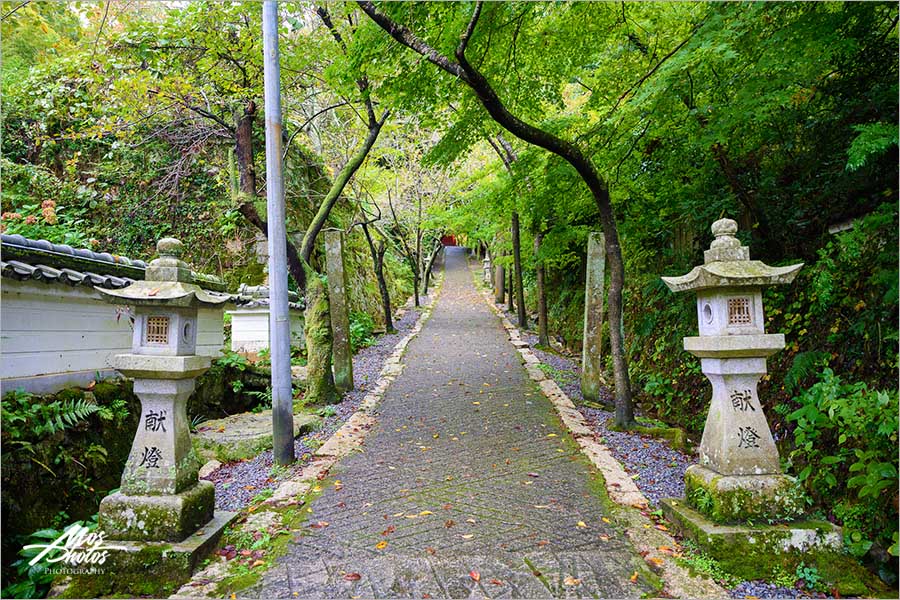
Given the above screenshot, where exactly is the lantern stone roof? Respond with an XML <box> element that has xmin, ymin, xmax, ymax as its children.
<box><xmin>661</xmin><ymin>218</ymin><xmax>803</xmax><ymax>293</ymax></box>
<box><xmin>96</xmin><ymin>238</ymin><xmax>231</xmax><ymax>308</ymax></box>
<box><xmin>232</xmin><ymin>283</ymin><xmax>305</xmax><ymax>311</ymax></box>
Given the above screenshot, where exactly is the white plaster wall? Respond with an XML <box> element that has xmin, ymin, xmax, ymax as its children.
<box><xmin>1</xmin><ymin>280</ymin><xmax>225</xmax><ymax>394</ymax></box>
<box><xmin>229</xmin><ymin>307</ymin><xmax>305</xmax><ymax>354</ymax></box>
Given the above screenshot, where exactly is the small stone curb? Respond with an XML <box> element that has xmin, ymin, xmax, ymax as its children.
<box><xmin>474</xmin><ymin>277</ymin><xmax>726</xmax><ymax>599</ymax></box>
<box><xmin>171</xmin><ymin>275</ymin><xmax>446</xmax><ymax>598</ymax></box>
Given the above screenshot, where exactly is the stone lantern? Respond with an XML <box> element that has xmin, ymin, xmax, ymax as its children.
<box><xmin>85</xmin><ymin>238</ymin><xmax>235</xmax><ymax>593</ymax></box>
<box><xmin>661</xmin><ymin>218</ymin><xmax>805</xmax><ymax>521</ymax></box>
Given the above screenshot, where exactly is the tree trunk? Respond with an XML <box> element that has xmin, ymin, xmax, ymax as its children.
<box><xmin>362</xmin><ymin>223</ymin><xmax>393</xmax><ymax>332</ymax></box>
<box><xmin>534</xmin><ymin>230</ymin><xmax>549</xmax><ymax>346</ymax></box>
<box><xmin>303</xmin><ymin>266</ymin><xmax>339</xmax><ymax>405</ymax></box>
<box><xmin>507</xmin><ymin>261</ymin><xmax>515</xmax><ymax>313</ymax></box>
<box><xmin>511</xmin><ymin>211</ymin><xmax>527</xmax><ymax>328</ymax></box>
<box><xmin>422</xmin><ymin>240</ymin><xmax>441</xmax><ymax>294</ymax></box>
<box><xmin>235</xmin><ymin>102</ymin><xmax>257</xmax><ymax>197</ymax></box>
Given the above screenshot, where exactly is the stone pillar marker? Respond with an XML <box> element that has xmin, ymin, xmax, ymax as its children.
<box><xmin>581</xmin><ymin>232</ymin><xmax>606</xmax><ymax>403</ymax></box>
<box><xmin>494</xmin><ymin>262</ymin><xmax>505</xmax><ymax>303</ymax></box>
<box><xmin>325</xmin><ymin>229</ymin><xmax>353</xmax><ymax>392</ymax></box>
<box><xmin>482</xmin><ymin>256</ymin><xmax>492</xmax><ymax>284</ymax></box>
<box><xmin>84</xmin><ymin>238</ymin><xmax>236</xmax><ymax>595</ymax></box>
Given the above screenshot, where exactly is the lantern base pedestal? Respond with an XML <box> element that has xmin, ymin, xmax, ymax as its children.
<box><xmin>659</xmin><ymin>498</ymin><xmax>886</xmax><ymax>596</ymax></box>
<box><xmin>99</xmin><ymin>480</ymin><xmax>215</xmax><ymax>542</ymax></box>
<box><xmin>60</xmin><ymin>509</ymin><xmax>237</xmax><ymax>599</ymax></box>
<box><xmin>684</xmin><ymin>464</ymin><xmax>806</xmax><ymax>523</ymax></box>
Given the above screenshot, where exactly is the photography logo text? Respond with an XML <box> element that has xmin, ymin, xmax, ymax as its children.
<box><xmin>24</xmin><ymin>524</ymin><xmax>127</xmax><ymax>573</ymax></box>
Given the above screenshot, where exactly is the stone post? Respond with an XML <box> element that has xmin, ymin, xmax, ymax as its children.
<box><xmin>494</xmin><ymin>263</ymin><xmax>505</xmax><ymax>303</ymax></box>
<box><xmin>325</xmin><ymin>230</ymin><xmax>353</xmax><ymax>392</ymax></box>
<box><xmin>581</xmin><ymin>232</ymin><xmax>606</xmax><ymax>403</ymax></box>
<box><xmin>482</xmin><ymin>257</ymin><xmax>492</xmax><ymax>284</ymax></box>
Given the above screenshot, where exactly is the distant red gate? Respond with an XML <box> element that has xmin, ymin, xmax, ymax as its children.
<box><xmin>441</xmin><ymin>235</ymin><xmax>457</xmax><ymax>246</ymax></box>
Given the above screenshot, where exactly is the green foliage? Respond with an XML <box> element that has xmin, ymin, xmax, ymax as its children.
<box><xmin>846</xmin><ymin>122</ymin><xmax>898</xmax><ymax>171</ymax></box>
<box><xmin>349</xmin><ymin>311</ymin><xmax>376</xmax><ymax>352</ymax></box>
<box><xmin>795</xmin><ymin>562</ymin><xmax>823</xmax><ymax>592</ymax></box>
<box><xmin>676</xmin><ymin>540</ymin><xmax>743</xmax><ymax>587</ymax></box>
<box><xmin>316</xmin><ymin>405</ymin><xmax>337</xmax><ymax>418</ymax></box>
<box><xmin>786</xmin><ymin>367</ymin><xmax>898</xmax><ymax>558</ymax></box>
<box><xmin>1</xmin><ymin>389</ymin><xmax>102</xmax><ymax>441</ymax></box>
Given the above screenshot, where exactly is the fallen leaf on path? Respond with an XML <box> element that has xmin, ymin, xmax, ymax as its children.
<box><xmin>563</xmin><ymin>576</ymin><xmax>582</xmax><ymax>586</ymax></box>
<box><xmin>537</xmin><ymin>540</ymin><xmax>550</xmax><ymax>547</ymax></box>
<box><xmin>655</xmin><ymin>524</ymin><xmax>669</xmax><ymax>531</ymax></box>
<box><xmin>309</xmin><ymin>521</ymin><xmax>329</xmax><ymax>529</ymax></box>
<box><xmin>602</xmin><ymin>517</ymin><xmax>611</xmax><ymax>524</ymax></box>
<box><xmin>490</xmin><ymin>579</ymin><xmax>504</xmax><ymax>586</ymax></box>
<box><xmin>546</xmin><ymin>433</ymin><xmax>557</xmax><ymax>438</ymax></box>
<box><xmin>576</xmin><ymin>521</ymin><xmax>587</xmax><ymax>528</ymax></box>
<box><xmin>375</xmin><ymin>541</ymin><xmax>388</xmax><ymax>550</ymax></box>
<box><xmin>251</xmin><ymin>560</ymin><xmax>265</xmax><ymax>568</ymax></box>
<box><xmin>469</xmin><ymin>570</ymin><xmax>480</xmax><ymax>582</ymax></box>
<box><xmin>599</xmin><ymin>534</ymin><xmax>610</xmax><ymax>541</ymax></box>
<box><xmin>343</xmin><ymin>573</ymin><xmax>362</xmax><ymax>581</ymax></box>
<box><xmin>629</xmin><ymin>571</ymin><xmax>638</xmax><ymax>583</ymax></box>
<box><xmin>472</xmin><ymin>401</ymin><xmax>480</xmax><ymax>405</ymax></box>
<box><xmin>461</xmin><ymin>534</ymin><xmax>474</xmax><ymax>540</ymax></box>
<box><xmin>465</xmin><ymin>518</ymin><xmax>476</xmax><ymax>524</ymax></box>
<box><xmin>381</xmin><ymin>525</ymin><xmax>395</xmax><ymax>536</ymax></box>
<box><xmin>419</xmin><ymin>510</ymin><xmax>433</xmax><ymax>515</ymax></box>
<box><xmin>648</xmin><ymin>557</ymin><xmax>664</xmax><ymax>567</ymax></box>
<box><xmin>527</xmin><ymin>472</ymin><xmax>539</xmax><ymax>478</ymax></box>
<box><xmin>425</xmin><ymin>547</ymin><xmax>436</xmax><ymax>555</ymax></box>
<box><xmin>444</xmin><ymin>519</ymin><xmax>455</xmax><ymax>528</ymax></box>
<box><xmin>442</xmin><ymin>503</ymin><xmax>453</xmax><ymax>510</ymax></box>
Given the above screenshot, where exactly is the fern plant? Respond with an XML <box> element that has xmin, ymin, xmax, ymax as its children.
<box><xmin>2</xmin><ymin>390</ymin><xmax>102</xmax><ymax>440</ymax></box>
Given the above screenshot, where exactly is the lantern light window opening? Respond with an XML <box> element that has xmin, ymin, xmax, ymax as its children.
<box><xmin>145</xmin><ymin>316</ymin><xmax>170</xmax><ymax>344</ymax></box>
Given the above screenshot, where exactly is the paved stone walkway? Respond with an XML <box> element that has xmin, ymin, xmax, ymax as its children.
<box><xmin>246</xmin><ymin>247</ymin><xmax>656</xmax><ymax>598</ymax></box>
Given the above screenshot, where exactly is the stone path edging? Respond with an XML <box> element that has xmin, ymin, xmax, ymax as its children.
<box><xmin>171</xmin><ymin>275</ymin><xmax>445</xmax><ymax>598</ymax></box>
<box><xmin>473</xmin><ymin>275</ymin><xmax>726</xmax><ymax>599</ymax></box>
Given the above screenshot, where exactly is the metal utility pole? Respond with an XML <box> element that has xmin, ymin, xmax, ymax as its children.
<box><xmin>262</xmin><ymin>0</ymin><xmax>294</xmax><ymax>465</ymax></box>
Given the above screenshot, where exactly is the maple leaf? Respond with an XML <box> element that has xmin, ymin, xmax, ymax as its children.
<box><xmin>425</xmin><ymin>547</ymin><xmax>436</xmax><ymax>555</ymax></box>
<box><xmin>381</xmin><ymin>525</ymin><xmax>395</xmax><ymax>536</ymax></box>
<box><xmin>444</xmin><ymin>519</ymin><xmax>455</xmax><ymax>528</ymax></box>
<box><xmin>469</xmin><ymin>570</ymin><xmax>480</xmax><ymax>582</ymax></box>
<box><xmin>490</xmin><ymin>579</ymin><xmax>504</xmax><ymax>586</ymax></box>
<box><xmin>343</xmin><ymin>573</ymin><xmax>362</xmax><ymax>581</ymax></box>
<box><xmin>375</xmin><ymin>541</ymin><xmax>388</xmax><ymax>550</ymax></box>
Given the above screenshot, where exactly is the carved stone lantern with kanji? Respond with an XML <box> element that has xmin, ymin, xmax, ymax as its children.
<box><xmin>661</xmin><ymin>218</ymin><xmax>806</xmax><ymax>522</ymax></box>
<box><xmin>95</xmin><ymin>238</ymin><xmax>231</xmax><ymax>542</ymax></box>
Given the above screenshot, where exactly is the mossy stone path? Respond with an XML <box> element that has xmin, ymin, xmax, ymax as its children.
<box><xmin>245</xmin><ymin>247</ymin><xmax>656</xmax><ymax>598</ymax></box>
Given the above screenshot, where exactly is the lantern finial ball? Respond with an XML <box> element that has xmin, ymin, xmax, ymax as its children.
<box><xmin>157</xmin><ymin>237</ymin><xmax>183</xmax><ymax>258</ymax></box>
<box><xmin>711</xmin><ymin>218</ymin><xmax>738</xmax><ymax>238</ymax></box>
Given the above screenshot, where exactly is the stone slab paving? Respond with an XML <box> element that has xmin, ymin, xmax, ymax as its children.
<box><xmin>245</xmin><ymin>248</ymin><xmax>657</xmax><ymax>598</ymax></box>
